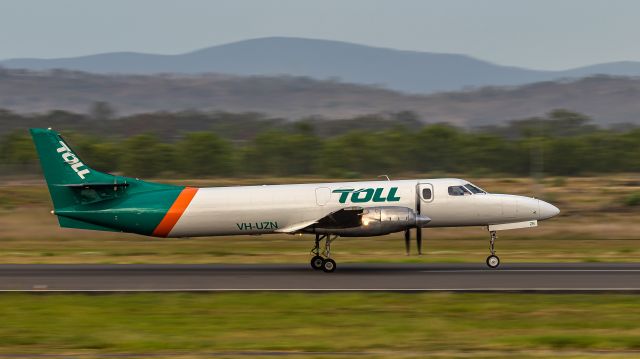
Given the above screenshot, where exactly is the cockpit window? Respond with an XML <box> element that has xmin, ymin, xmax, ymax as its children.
<box><xmin>464</xmin><ymin>184</ymin><xmax>486</xmax><ymax>194</ymax></box>
<box><xmin>448</xmin><ymin>186</ymin><xmax>470</xmax><ymax>196</ymax></box>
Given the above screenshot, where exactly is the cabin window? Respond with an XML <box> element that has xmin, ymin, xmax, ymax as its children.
<box><xmin>422</xmin><ymin>188</ymin><xmax>432</xmax><ymax>200</ymax></box>
<box><xmin>464</xmin><ymin>184</ymin><xmax>486</xmax><ymax>194</ymax></box>
<box><xmin>448</xmin><ymin>186</ymin><xmax>470</xmax><ymax>196</ymax></box>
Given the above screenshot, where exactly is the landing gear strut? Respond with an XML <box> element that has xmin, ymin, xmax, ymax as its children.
<box><xmin>486</xmin><ymin>230</ymin><xmax>500</xmax><ymax>268</ymax></box>
<box><xmin>310</xmin><ymin>234</ymin><xmax>324</xmax><ymax>270</ymax></box>
<box><xmin>310</xmin><ymin>234</ymin><xmax>338</xmax><ymax>273</ymax></box>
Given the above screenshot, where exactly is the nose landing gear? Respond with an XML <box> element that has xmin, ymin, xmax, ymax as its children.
<box><xmin>310</xmin><ymin>234</ymin><xmax>338</xmax><ymax>273</ymax></box>
<box><xmin>486</xmin><ymin>230</ymin><xmax>500</xmax><ymax>268</ymax></box>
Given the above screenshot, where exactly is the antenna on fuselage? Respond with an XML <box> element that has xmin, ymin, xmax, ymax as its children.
<box><xmin>378</xmin><ymin>175</ymin><xmax>390</xmax><ymax>181</ymax></box>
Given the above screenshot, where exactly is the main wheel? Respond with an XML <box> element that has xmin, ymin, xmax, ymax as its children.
<box><xmin>322</xmin><ymin>258</ymin><xmax>336</xmax><ymax>273</ymax></box>
<box><xmin>310</xmin><ymin>256</ymin><xmax>324</xmax><ymax>270</ymax></box>
<box><xmin>486</xmin><ymin>255</ymin><xmax>500</xmax><ymax>268</ymax></box>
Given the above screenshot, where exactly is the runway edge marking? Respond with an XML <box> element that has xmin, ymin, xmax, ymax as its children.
<box><xmin>2</xmin><ymin>288</ymin><xmax>640</xmax><ymax>293</ymax></box>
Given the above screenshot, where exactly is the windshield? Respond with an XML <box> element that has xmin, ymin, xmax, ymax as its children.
<box><xmin>464</xmin><ymin>183</ymin><xmax>487</xmax><ymax>194</ymax></box>
<box><xmin>448</xmin><ymin>185</ymin><xmax>471</xmax><ymax>196</ymax></box>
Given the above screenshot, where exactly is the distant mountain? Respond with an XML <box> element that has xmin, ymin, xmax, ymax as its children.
<box><xmin>561</xmin><ymin>61</ymin><xmax>640</xmax><ymax>78</ymax></box>
<box><xmin>3</xmin><ymin>37</ymin><xmax>640</xmax><ymax>93</ymax></box>
<box><xmin>1</xmin><ymin>68</ymin><xmax>639</xmax><ymax>127</ymax></box>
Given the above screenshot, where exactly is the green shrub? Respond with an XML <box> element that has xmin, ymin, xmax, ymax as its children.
<box><xmin>623</xmin><ymin>192</ymin><xmax>640</xmax><ymax>206</ymax></box>
<box><xmin>551</xmin><ymin>177</ymin><xmax>567</xmax><ymax>187</ymax></box>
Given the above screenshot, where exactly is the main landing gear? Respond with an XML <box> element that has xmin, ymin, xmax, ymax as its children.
<box><xmin>310</xmin><ymin>234</ymin><xmax>338</xmax><ymax>273</ymax></box>
<box><xmin>486</xmin><ymin>230</ymin><xmax>500</xmax><ymax>268</ymax></box>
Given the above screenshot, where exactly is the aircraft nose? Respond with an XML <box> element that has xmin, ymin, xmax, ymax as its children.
<box><xmin>538</xmin><ymin>199</ymin><xmax>560</xmax><ymax>220</ymax></box>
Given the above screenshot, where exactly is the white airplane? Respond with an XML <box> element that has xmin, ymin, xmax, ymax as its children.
<box><xmin>31</xmin><ymin>128</ymin><xmax>560</xmax><ymax>272</ymax></box>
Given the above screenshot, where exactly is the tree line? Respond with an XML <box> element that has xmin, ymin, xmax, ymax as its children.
<box><xmin>1</xmin><ymin>109</ymin><xmax>639</xmax><ymax>178</ymax></box>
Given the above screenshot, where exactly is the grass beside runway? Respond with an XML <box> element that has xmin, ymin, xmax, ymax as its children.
<box><xmin>0</xmin><ymin>293</ymin><xmax>639</xmax><ymax>358</ymax></box>
<box><xmin>1</xmin><ymin>227</ymin><xmax>640</xmax><ymax>265</ymax></box>
<box><xmin>2</xmin><ymin>206</ymin><xmax>640</xmax><ymax>264</ymax></box>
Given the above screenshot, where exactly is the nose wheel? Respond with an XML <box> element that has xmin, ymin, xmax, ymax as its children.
<box><xmin>486</xmin><ymin>254</ymin><xmax>500</xmax><ymax>268</ymax></box>
<box><xmin>486</xmin><ymin>230</ymin><xmax>500</xmax><ymax>268</ymax></box>
<box><xmin>310</xmin><ymin>234</ymin><xmax>338</xmax><ymax>273</ymax></box>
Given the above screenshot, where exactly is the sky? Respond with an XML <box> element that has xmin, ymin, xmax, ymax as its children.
<box><xmin>0</xmin><ymin>0</ymin><xmax>638</xmax><ymax>70</ymax></box>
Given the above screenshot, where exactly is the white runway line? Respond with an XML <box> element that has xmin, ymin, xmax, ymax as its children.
<box><xmin>420</xmin><ymin>269</ymin><xmax>640</xmax><ymax>273</ymax></box>
<box><xmin>2</xmin><ymin>288</ymin><xmax>640</xmax><ymax>292</ymax></box>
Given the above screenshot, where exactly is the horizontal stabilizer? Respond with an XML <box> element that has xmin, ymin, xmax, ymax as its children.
<box><xmin>57</xmin><ymin>182</ymin><xmax>129</xmax><ymax>189</ymax></box>
<box><xmin>54</xmin><ymin>181</ymin><xmax>129</xmax><ymax>205</ymax></box>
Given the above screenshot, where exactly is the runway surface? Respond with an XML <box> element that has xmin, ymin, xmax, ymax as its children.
<box><xmin>0</xmin><ymin>263</ymin><xmax>639</xmax><ymax>291</ymax></box>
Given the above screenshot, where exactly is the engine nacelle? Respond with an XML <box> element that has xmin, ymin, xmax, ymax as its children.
<box><xmin>315</xmin><ymin>206</ymin><xmax>431</xmax><ymax>237</ymax></box>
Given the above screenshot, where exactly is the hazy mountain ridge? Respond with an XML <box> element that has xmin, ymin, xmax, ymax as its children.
<box><xmin>1</xmin><ymin>68</ymin><xmax>639</xmax><ymax>127</ymax></box>
<box><xmin>4</xmin><ymin>37</ymin><xmax>640</xmax><ymax>93</ymax></box>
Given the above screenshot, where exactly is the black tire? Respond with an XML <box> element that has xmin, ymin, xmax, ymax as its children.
<box><xmin>486</xmin><ymin>255</ymin><xmax>500</xmax><ymax>269</ymax></box>
<box><xmin>322</xmin><ymin>258</ymin><xmax>336</xmax><ymax>273</ymax></box>
<box><xmin>310</xmin><ymin>256</ymin><xmax>324</xmax><ymax>270</ymax></box>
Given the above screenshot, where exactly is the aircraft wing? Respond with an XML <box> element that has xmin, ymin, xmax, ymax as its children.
<box><xmin>274</xmin><ymin>220</ymin><xmax>319</xmax><ymax>233</ymax></box>
<box><xmin>274</xmin><ymin>207</ymin><xmax>364</xmax><ymax>234</ymax></box>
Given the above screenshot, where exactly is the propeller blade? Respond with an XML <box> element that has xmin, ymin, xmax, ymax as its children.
<box><xmin>416</xmin><ymin>227</ymin><xmax>423</xmax><ymax>255</ymax></box>
<box><xmin>404</xmin><ymin>229</ymin><xmax>410</xmax><ymax>255</ymax></box>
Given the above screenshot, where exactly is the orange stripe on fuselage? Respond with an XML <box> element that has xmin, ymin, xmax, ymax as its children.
<box><xmin>152</xmin><ymin>187</ymin><xmax>198</xmax><ymax>237</ymax></box>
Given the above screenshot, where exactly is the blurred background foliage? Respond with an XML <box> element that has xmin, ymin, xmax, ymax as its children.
<box><xmin>1</xmin><ymin>107</ymin><xmax>639</xmax><ymax>179</ymax></box>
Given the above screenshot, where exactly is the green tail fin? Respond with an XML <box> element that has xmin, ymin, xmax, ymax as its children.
<box><xmin>30</xmin><ymin>128</ymin><xmax>184</xmax><ymax>235</ymax></box>
<box><xmin>30</xmin><ymin>128</ymin><xmax>118</xmax><ymax>209</ymax></box>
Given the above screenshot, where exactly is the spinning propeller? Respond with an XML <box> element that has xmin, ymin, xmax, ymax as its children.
<box><xmin>405</xmin><ymin>188</ymin><xmax>424</xmax><ymax>255</ymax></box>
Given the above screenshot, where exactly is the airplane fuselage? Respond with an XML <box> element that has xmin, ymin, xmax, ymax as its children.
<box><xmin>165</xmin><ymin>178</ymin><xmax>558</xmax><ymax>237</ymax></box>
